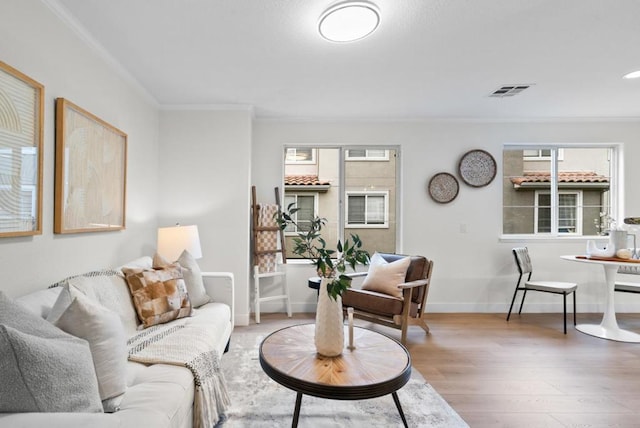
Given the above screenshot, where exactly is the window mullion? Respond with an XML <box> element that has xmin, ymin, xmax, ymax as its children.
<box><xmin>550</xmin><ymin>148</ymin><xmax>559</xmax><ymax>235</ymax></box>
<box><xmin>338</xmin><ymin>148</ymin><xmax>346</xmax><ymax>245</ymax></box>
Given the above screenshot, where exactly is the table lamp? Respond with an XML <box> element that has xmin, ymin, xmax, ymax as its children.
<box><xmin>157</xmin><ymin>224</ymin><xmax>202</xmax><ymax>261</ymax></box>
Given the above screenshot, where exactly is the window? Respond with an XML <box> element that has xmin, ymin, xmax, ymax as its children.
<box><xmin>285</xmin><ymin>148</ymin><xmax>315</xmax><ymax>164</ymax></box>
<box><xmin>346</xmin><ymin>192</ymin><xmax>388</xmax><ymax>227</ymax></box>
<box><xmin>522</xmin><ymin>149</ymin><xmax>564</xmax><ymax>160</ymax></box>
<box><xmin>283</xmin><ymin>146</ymin><xmax>398</xmax><ymax>257</ymax></box>
<box><xmin>283</xmin><ymin>194</ymin><xmax>316</xmax><ymax>233</ymax></box>
<box><xmin>345</xmin><ymin>149</ymin><xmax>389</xmax><ymax>161</ymax></box>
<box><xmin>0</xmin><ymin>147</ymin><xmax>38</xmax><ymax>231</ymax></box>
<box><xmin>503</xmin><ymin>144</ymin><xmax>618</xmax><ymax>237</ymax></box>
<box><xmin>535</xmin><ymin>191</ymin><xmax>582</xmax><ymax>234</ymax></box>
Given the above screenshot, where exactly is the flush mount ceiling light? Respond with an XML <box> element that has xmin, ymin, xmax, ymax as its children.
<box><xmin>318</xmin><ymin>1</ymin><xmax>380</xmax><ymax>43</ymax></box>
<box><xmin>623</xmin><ymin>70</ymin><xmax>640</xmax><ymax>79</ymax></box>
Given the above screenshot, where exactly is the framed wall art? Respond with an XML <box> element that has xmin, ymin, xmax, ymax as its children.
<box><xmin>0</xmin><ymin>61</ymin><xmax>44</xmax><ymax>237</ymax></box>
<box><xmin>55</xmin><ymin>98</ymin><xmax>127</xmax><ymax>234</ymax></box>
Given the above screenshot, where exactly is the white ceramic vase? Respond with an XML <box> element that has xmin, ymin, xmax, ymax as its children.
<box><xmin>586</xmin><ymin>230</ymin><xmax>629</xmax><ymax>258</ymax></box>
<box><xmin>314</xmin><ymin>277</ymin><xmax>345</xmax><ymax>357</ymax></box>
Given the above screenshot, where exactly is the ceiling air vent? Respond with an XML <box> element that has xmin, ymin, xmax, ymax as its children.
<box><xmin>489</xmin><ymin>85</ymin><xmax>532</xmax><ymax>97</ymax></box>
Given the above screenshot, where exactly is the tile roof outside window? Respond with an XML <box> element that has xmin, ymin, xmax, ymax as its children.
<box><xmin>510</xmin><ymin>171</ymin><xmax>609</xmax><ymax>186</ymax></box>
<box><xmin>284</xmin><ymin>175</ymin><xmax>330</xmax><ymax>186</ymax></box>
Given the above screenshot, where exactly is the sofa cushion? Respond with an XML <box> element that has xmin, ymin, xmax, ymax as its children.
<box><xmin>122</xmin><ymin>264</ymin><xmax>192</xmax><ymax>328</ymax></box>
<box><xmin>15</xmin><ymin>286</ymin><xmax>62</xmax><ymax>319</ymax></box>
<box><xmin>122</xmin><ymin>362</ymin><xmax>194</xmax><ymax>428</ymax></box>
<box><xmin>343</xmin><ymin>288</ymin><xmax>405</xmax><ymax>316</ymax></box>
<box><xmin>361</xmin><ymin>252</ymin><xmax>411</xmax><ymax>298</ymax></box>
<box><xmin>0</xmin><ymin>291</ymin><xmax>103</xmax><ymax>413</ymax></box>
<box><xmin>54</xmin><ymin>292</ymin><xmax>128</xmax><ymax>412</ymax></box>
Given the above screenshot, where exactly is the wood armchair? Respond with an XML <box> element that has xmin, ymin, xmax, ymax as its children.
<box><xmin>342</xmin><ymin>253</ymin><xmax>434</xmax><ymax>345</ymax></box>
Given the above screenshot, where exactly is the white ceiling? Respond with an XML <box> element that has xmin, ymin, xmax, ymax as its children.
<box><xmin>52</xmin><ymin>0</ymin><xmax>640</xmax><ymax>120</ymax></box>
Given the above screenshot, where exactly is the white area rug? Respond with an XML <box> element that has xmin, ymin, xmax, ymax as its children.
<box><xmin>216</xmin><ymin>328</ymin><xmax>469</xmax><ymax>427</ymax></box>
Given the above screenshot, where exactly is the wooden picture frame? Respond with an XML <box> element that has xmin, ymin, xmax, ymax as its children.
<box><xmin>55</xmin><ymin>98</ymin><xmax>127</xmax><ymax>234</ymax></box>
<box><xmin>0</xmin><ymin>61</ymin><xmax>44</xmax><ymax>237</ymax></box>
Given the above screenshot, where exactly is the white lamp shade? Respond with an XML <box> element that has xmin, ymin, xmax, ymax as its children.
<box><xmin>157</xmin><ymin>225</ymin><xmax>202</xmax><ymax>261</ymax></box>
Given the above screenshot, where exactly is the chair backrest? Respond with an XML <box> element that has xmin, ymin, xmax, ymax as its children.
<box><xmin>512</xmin><ymin>247</ymin><xmax>533</xmax><ymax>275</ymax></box>
<box><xmin>379</xmin><ymin>253</ymin><xmax>432</xmax><ymax>305</ymax></box>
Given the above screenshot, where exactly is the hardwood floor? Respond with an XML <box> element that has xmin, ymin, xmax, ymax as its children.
<box><xmin>238</xmin><ymin>312</ymin><xmax>640</xmax><ymax>427</ymax></box>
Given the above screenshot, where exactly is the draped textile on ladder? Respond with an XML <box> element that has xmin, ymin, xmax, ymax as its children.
<box><xmin>256</xmin><ymin>203</ymin><xmax>279</xmax><ymax>273</ymax></box>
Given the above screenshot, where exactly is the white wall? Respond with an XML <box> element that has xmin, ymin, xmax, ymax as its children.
<box><xmin>4</xmin><ymin>0</ymin><xmax>640</xmax><ymax>324</ymax></box>
<box><xmin>158</xmin><ymin>109</ymin><xmax>253</xmax><ymax>326</ymax></box>
<box><xmin>252</xmin><ymin>119</ymin><xmax>640</xmax><ymax>315</ymax></box>
<box><xmin>0</xmin><ymin>0</ymin><xmax>160</xmax><ymax>297</ymax></box>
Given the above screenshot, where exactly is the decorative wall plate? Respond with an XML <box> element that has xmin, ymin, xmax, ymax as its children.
<box><xmin>428</xmin><ymin>172</ymin><xmax>459</xmax><ymax>204</ymax></box>
<box><xmin>458</xmin><ymin>149</ymin><xmax>497</xmax><ymax>187</ymax></box>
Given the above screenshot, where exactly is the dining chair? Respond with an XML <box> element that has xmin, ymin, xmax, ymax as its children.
<box><xmin>508</xmin><ymin>247</ymin><xmax>577</xmax><ymax>334</ymax></box>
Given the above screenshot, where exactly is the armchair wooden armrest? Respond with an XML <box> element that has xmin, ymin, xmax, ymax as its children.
<box><xmin>398</xmin><ymin>279</ymin><xmax>429</xmax><ymax>290</ymax></box>
<box><xmin>345</xmin><ymin>271</ymin><xmax>368</xmax><ymax>279</ymax></box>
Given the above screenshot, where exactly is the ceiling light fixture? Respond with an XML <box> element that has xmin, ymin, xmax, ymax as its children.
<box><xmin>318</xmin><ymin>1</ymin><xmax>380</xmax><ymax>43</ymax></box>
<box><xmin>623</xmin><ymin>70</ymin><xmax>640</xmax><ymax>79</ymax></box>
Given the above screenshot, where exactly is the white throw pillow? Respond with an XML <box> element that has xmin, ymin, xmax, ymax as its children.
<box><xmin>0</xmin><ymin>291</ymin><xmax>102</xmax><ymax>413</ymax></box>
<box><xmin>361</xmin><ymin>252</ymin><xmax>411</xmax><ymax>298</ymax></box>
<box><xmin>54</xmin><ymin>292</ymin><xmax>128</xmax><ymax>413</ymax></box>
<box><xmin>46</xmin><ymin>282</ymin><xmax>84</xmax><ymax>324</ymax></box>
<box><xmin>177</xmin><ymin>250</ymin><xmax>211</xmax><ymax>307</ymax></box>
<box><xmin>68</xmin><ymin>273</ymin><xmax>140</xmax><ymax>335</ymax></box>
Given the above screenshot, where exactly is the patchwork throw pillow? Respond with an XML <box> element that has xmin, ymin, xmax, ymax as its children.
<box><xmin>0</xmin><ymin>291</ymin><xmax>103</xmax><ymax>413</ymax></box>
<box><xmin>122</xmin><ymin>263</ymin><xmax>192</xmax><ymax>328</ymax></box>
<box><xmin>154</xmin><ymin>251</ymin><xmax>211</xmax><ymax>307</ymax></box>
<box><xmin>54</xmin><ymin>292</ymin><xmax>128</xmax><ymax>412</ymax></box>
<box><xmin>361</xmin><ymin>252</ymin><xmax>411</xmax><ymax>298</ymax></box>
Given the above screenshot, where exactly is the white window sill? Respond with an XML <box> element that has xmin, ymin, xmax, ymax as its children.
<box><xmin>499</xmin><ymin>234</ymin><xmax>609</xmax><ymax>243</ymax></box>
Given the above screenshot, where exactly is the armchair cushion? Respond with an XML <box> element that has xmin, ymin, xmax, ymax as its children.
<box><xmin>343</xmin><ymin>288</ymin><xmax>420</xmax><ymax>318</ymax></box>
<box><xmin>361</xmin><ymin>252</ymin><xmax>411</xmax><ymax>298</ymax></box>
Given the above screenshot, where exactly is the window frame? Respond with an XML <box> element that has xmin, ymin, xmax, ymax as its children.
<box><xmin>534</xmin><ymin>190</ymin><xmax>583</xmax><ymax>235</ymax></box>
<box><xmin>502</xmin><ymin>142</ymin><xmax>622</xmax><ymax>240</ymax></box>
<box><xmin>345</xmin><ymin>191</ymin><xmax>390</xmax><ymax>228</ymax></box>
<box><xmin>345</xmin><ymin>149</ymin><xmax>389</xmax><ymax>161</ymax></box>
<box><xmin>282</xmin><ymin>144</ymin><xmax>401</xmax><ymax>256</ymax></box>
<box><xmin>285</xmin><ymin>148</ymin><xmax>316</xmax><ymax>165</ymax></box>
<box><xmin>523</xmin><ymin>148</ymin><xmax>564</xmax><ymax>161</ymax></box>
<box><xmin>283</xmin><ymin>193</ymin><xmax>318</xmax><ymax>235</ymax></box>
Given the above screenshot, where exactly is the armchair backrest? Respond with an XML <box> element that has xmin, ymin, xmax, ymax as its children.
<box><xmin>378</xmin><ymin>253</ymin><xmax>432</xmax><ymax>306</ymax></box>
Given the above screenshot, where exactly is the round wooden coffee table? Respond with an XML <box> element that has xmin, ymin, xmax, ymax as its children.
<box><xmin>259</xmin><ymin>323</ymin><xmax>411</xmax><ymax>427</ymax></box>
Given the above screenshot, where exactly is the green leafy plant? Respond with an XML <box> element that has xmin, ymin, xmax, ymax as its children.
<box><xmin>276</xmin><ymin>203</ymin><xmax>369</xmax><ymax>300</ymax></box>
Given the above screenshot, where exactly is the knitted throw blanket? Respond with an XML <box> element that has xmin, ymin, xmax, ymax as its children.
<box><xmin>256</xmin><ymin>203</ymin><xmax>279</xmax><ymax>273</ymax></box>
<box><xmin>127</xmin><ymin>320</ymin><xmax>231</xmax><ymax>428</ymax></box>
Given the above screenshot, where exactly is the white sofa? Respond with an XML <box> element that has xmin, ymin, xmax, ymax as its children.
<box><xmin>0</xmin><ymin>256</ymin><xmax>234</xmax><ymax>428</ymax></box>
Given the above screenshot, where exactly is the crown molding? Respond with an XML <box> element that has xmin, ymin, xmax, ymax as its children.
<box><xmin>159</xmin><ymin>104</ymin><xmax>254</xmax><ymax>114</ymax></box>
<box><xmin>41</xmin><ymin>0</ymin><xmax>158</xmax><ymax>107</ymax></box>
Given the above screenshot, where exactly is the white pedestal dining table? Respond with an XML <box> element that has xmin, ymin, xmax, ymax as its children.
<box><xmin>561</xmin><ymin>255</ymin><xmax>640</xmax><ymax>343</ymax></box>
